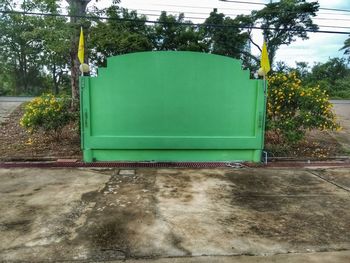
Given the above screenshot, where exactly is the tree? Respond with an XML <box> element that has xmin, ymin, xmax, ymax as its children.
<box><xmin>274</xmin><ymin>61</ymin><xmax>291</xmax><ymax>74</ymax></box>
<box><xmin>295</xmin><ymin>61</ymin><xmax>310</xmax><ymax>79</ymax></box>
<box><xmin>0</xmin><ymin>0</ymin><xmax>324</xmax><ymax>98</ymax></box>
<box><xmin>89</xmin><ymin>6</ymin><xmax>152</xmax><ymax>67</ymax></box>
<box><xmin>151</xmin><ymin>12</ymin><xmax>208</xmax><ymax>52</ymax></box>
<box><xmin>204</xmin><ymin>10</ymin><xmax>249</xmax><ymax>60</ymax></box>
<box><xmin>38</xmin><ymin>16</ymin><xmax>71</xmax><ymax>94</ymax></box>
<box><xmin>305</xmin><ymin>58</ymin><xmax>350</xmax><ymax>98</ymax></box>
<box><xmin>266</xmin><ymin>72</ymin><xmax>340</xmax><ymax>143</ymax></box>
<box><xmin>0</xmin><ymin>0</ymin><xmax>57</xmax><ymax>95</ymax></box>
<box><xmin>0</xmin><ymin>62</ymin><xmax>13</xmax><ymax>95</ymax></box>
<box><xmin>307</xmin><ymin>58</ymin><xmax>349</xmax><ymax>86</ymax></box>
<box><xmin>66</xmin><ymin>0</ymin><xmax>92</xmax><ymax>107</ymax></box>
<box><xmin>273</xmin><ymin>58</ymin><xmax>350</xmax><ymax>99</ymax></box>
<box><xmin>251</xmin><ymin>0</ymin><xmax>319</xmax><ymax>66</ymax></box>
<box><xmin>340</xmin><ymin>36</ymin><xmax>350</xmax><ymax>60</ymax></box>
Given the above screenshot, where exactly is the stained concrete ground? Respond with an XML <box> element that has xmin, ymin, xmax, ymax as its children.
<box><xmin>0</xmin><ymin>167</ymin><xmax>349</xmax><ymax>262</ymax></box>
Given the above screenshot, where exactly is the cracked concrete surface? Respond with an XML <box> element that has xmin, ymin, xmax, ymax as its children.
<box><xmin>0</xmin><ymin>167</ymin><xmax>349</xmax><ymax>262</ymax></box>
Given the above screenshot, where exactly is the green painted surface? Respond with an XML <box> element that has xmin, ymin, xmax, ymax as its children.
<box><xmin>80</xmin><ymin>51</ymin><xmax>266</xmax><ymax>162</ymax></box>
<box><xmin>89</xmin><ymin>150</ymin><xmax>262</xmax><ymax>162</ymax></box>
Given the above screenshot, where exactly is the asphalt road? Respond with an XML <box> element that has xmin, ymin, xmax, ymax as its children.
<box><xmin>329</xmin><ymin>100</ymin><xmax>350</xmax><ymax>152</ymax></box>
<box><xmin>330</xmin><ymin>100</ymin><xmax>350</xmax><ymax>104</ymax></box>
<box><xmin>0</xmin><ymin>96</ymin><xmax>33</xmax><ymax>102</ymax></box>
<box><xmin>0</xmin><ymin>96</ymin><xmax>32</xmax><ymax>124</ymax></box>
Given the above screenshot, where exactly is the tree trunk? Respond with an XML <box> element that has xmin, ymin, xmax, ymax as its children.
<box><xmin>23</xmin><ymin>51</ymin><xmax>28</xmax><ymax>93</ymax></box>
<box><xmin>16</xmin><ymin>58</ymin><xmax>23</xmax><ymax>96</ymax></box>
<box><xmin>66</xmin><ymin>0</ymin><xmax>91</xmax><ymax>110</ymax></box>
<box><xmin>52</xmin><ymin>64</ymin><xmax>59</xmax><ymax>95</ymax></box>
<box><xmin>17</xmin><ymin>48</ymin><xmax>27</xmax><ymax>95</ymax></box>
<box><xmin>69</xmin><ymin>34</ymin><xmax>80</xmax><ymax>108</ymax></box>
<box><xmin>268</xmin><ymin>48</ymin><xmax>276</xmax><ymax>69</ymax></box>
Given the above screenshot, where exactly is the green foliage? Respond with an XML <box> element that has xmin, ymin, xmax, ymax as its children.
<box><xmin>266</xmin><ymin>72</ymin><xmax>340</xmax><ymax>143</ymax></box>
<box><xmin>89</xmin><ymin>6</ymin><xmax>153</xmax><ymax>67</ymax></box>
<box><xmin>275</xmin><ymin>58</ymin><xmax>350</xmax><ymax>99</ymax></box>
<box><xmin>36</xmin><ymin>15</ymin><xmax>71</xmax><ymax>94</ymax></box>
<box><xmin>307</xmin><ymin>58</ymin><xmax>348</xmax><ymax>84</ymax></box>
<box><xmin>151</xmin><ymin>12</ymin><xmax>209</xmax><ymax>52</ymax></box>
<box><xmin>204</xmin><ymin>11</ymin><xmax>249</xmax><ymax>59</ymax></box>
<box><xmin>0</xmin><ymin>0</ymin><xmax>69</xmax><ymax>95</ymax></box>
<box><xmin>341</xmin><ymin>35</ymin><xmax>350</xmax><ymax>57</ymax></box>
<box><xmin>0</xmin><ymin>71</ymin><xmax>13</xmax><ymax>95</ymax></box>
<box><xmin>252</xmin><ymin>0</ymin><xmax>319</xmax><ymax>65</ymax></box>
<box><xmin>306</xmin><ymin>58</ymin><xmax>350</xmax><ymax>98</ymax></box>
<box><xmin>20</xmin><ymin>94</ymin><xmax>72</xmax><ymax>135</ymax></box>
<box><xmin>0</xmin><ymin>0</ymin><xmax>334</xmax><ymax>98</ymax></box>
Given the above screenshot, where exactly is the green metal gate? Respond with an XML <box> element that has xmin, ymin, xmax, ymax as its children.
<box><xmin>80</xmin><ymin>51</ymin><xmax>266</xmax><ymax>162</ymax></box>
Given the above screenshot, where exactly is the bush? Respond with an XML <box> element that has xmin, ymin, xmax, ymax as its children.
<box><xmin>20</xmin><ymin>94</ymin><xmax>72</xmax><ymax>136</ymax></box>
<box><xmin>266</xmin><ymin>72</ymin><xmax>340</xmax><ymax>143</ymax></box>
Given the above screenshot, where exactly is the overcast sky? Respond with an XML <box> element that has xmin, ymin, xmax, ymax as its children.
<box><xmin>93</xmin><ymin>0</ymin><xmax>350</xmax><ymax>67</ymax></box>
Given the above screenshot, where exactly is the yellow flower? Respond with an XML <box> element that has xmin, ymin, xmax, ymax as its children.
<box><xmin>25</xmin><ymin>138</ymin><xmax>33</xmax><ymax>145</ymax></box>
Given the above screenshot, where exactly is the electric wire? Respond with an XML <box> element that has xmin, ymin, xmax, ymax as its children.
<box><xmin>148</xmin><ymin>3</ymin><xmax>350</xmax><ymax>16</ymax></box>
<box><xmin>219</xmin><ymin>0</ymin><xmax>350</xmax><ymax>13</ymax></box>
<box><xmin>0</xmin><ymin>10</ymin><xmax>349</xmax><ymax>35</ymax></box>
<box><xmin>117</xmin><ymin>5</ymin><xmax>350</xmax><ymax>18</ymax></box>
<box><xmin>106</xmin><ymin>7</ymin><xmax>350</xmax><ymax>22</ymax></box>
<box><xmin>132</xmin><ymin>11</ymin><xmax>350</xmax><ymax>29</ymax></box>
<box><xmin>129</xmin><ymin>8</ymin><xmax>350</xmax><ymax>22</ymax></box>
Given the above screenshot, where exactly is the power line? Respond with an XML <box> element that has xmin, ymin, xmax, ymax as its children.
<box><xmin>219</xmin><ymin>0</ymin><xmax>350</xmax><ymax>13</ymax></box>
<box><xmin>125</xmin><ymin>8</ymin><xmax>350</xmax><ymax>22</ymax></box>
<box><xmin>148</xmin><ymin>3</ymin><xmax>255</xmax><ymax>11</ymax></box>
<box><xmin>220</xmin><ymin>0</ymin><xmax>264</xmax><ymax>6</ymax></box>
<box><xmin>147</xmin><ymin>3</ymin><xmax>350</xmax><ymax>16</ymax></box>
<box><xmin>309</xmin><ymin>25</ymin><xmax>350</xmax><ymax>30</ymax></box>
<box><xmin>125</xmin><ymin>8</ymin><xmax>250</xmax><ymax>17</ymax></box>
<box><xmin>130</xmin><ymin>9</ymin><xmax>350</xmax><ymax>28</ymax></box>
<box><xmin>133</xmin><ymin>8</ymin><xmax>249</xmax><ymax>16</ymax></box>
<box><xmin>318</xmin><ymin>7</ymin><xmax>350</xmax><ymax>13</ymax></box>
<box><xmin>0</xmin><ymin>10</ymin><xmax>349</xmax><ymax>35</ymax></box>
<box><xmin>130</xmin><ymin>12</ymin><xmax>350</xmax><ymax>28</ymax></box>
<box><xmin>314</xmin><ymin>17</ymin><xmax>350</xmax><ymax>22</ymax></box>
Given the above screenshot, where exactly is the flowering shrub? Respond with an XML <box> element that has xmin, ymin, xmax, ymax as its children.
<box><xmin>20</xmin><ymin>94</ymin><xmax>72</xmax><ymax>135</ymax></box>
<box><xmin>266</xmin><ymin>72</ymin><xmax>340</xmax><ymax>143</ymax></box>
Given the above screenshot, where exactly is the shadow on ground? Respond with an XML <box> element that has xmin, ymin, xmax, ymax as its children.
<box><xmin>0</xmin><ymin>167</ymin><xmax>349</xmax><ymax>262</ymax></box>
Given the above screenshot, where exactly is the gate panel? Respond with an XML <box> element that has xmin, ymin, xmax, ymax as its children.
<box><xmin>80</xmin><ymin>51</ymin><xmax>266</xmax><ymax>162</ymax></box>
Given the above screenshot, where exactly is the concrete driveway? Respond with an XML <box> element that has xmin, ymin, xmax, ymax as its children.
<box><xmin>0</xmin><ymin>167</ymin><xmax>349</xmax><ymax>262</ymax></box>
<box><xmin>0</xmin><ymin>97</ymin><xmax>32</xmax><ymax>124</ymax></box>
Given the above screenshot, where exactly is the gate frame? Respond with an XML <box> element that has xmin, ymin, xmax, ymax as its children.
<box><xmin>80</xmin><ymin>51</ymin><xmax>267</xmax><ymax>162</ymax></box>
